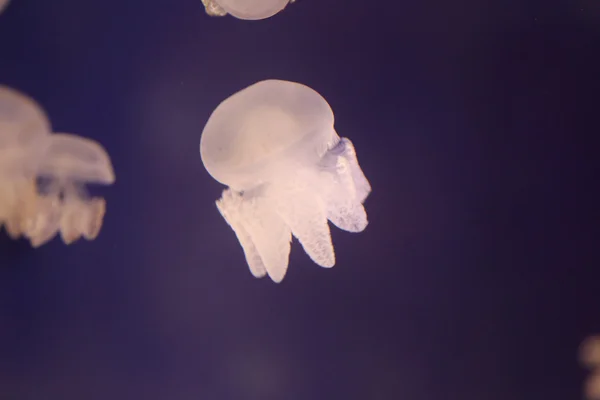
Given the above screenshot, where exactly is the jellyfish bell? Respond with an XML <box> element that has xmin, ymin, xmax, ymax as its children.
<box><xmin>202</xmin><ymin>0</ymin><xmax>291</xmax><ymax>20</ymax></box>
<box><xmin>0</xmin><ymin>85</ymin><xmax>52</xmax><ymax>176</ymax></box>
<box><xmin>201</xmin><ymin>80</ymin><xmax>337</xmax><ymax>192</ymax></box>
<box><xmin>200</xmin><ymin>79</ymin><xmax>371</xmax><ymax>283</ymax></box>
<box><xmin>0</xmin><ymin>85</ymin><xmax>52</xmax><ymax>238</ymax></box>
<box><xmin>37</xmin><ymin>133</ymin><xmax>115</xmax><ymax>185</ymax></box>
<box><xmin>25</xmin><ymin>133</ymin><xmax>115</xmax><ymax>247</ymax></box>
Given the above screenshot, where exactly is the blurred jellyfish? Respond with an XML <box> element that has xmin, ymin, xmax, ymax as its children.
<box><xmin>201</xmin><ymin>0</ymin><xmax>294</xmax><ymax>20</ymax></box>
<box><xmin>25</xmin><ymin>133</ymin><xmax>115</xmax><ymax>247</ymax></box>
<box><xmin>0</xmin><ymin>0</ymin><xmax>9</xmax><ymax>15</ymax></box>
<box><xmin>581</xmin><ymin>335</ymin><xmax>600</xmax><ymax>400</ymax></box>
<box><xmin>200</xmin><ymin>79</ymin><xmax>371</xmax><ymax>283</ymax></box>
<box><xmin>0</xmin><ymin>85</ymin><xmax>52</xmax><ymax>239</ymax></box>
<box><xmin>1</xmin><ymin>85</ymin><xmax>115</xmax><ymax>248</ymax></box>
<box><xmin>581</xmin><ymin>336</ymin><xmax>600</xmax><ymax>368</ymax></box>
<box><xmin>586</xmin><ymin>374</ymin><xmax>600</xmax><ymax>400</ymax></box>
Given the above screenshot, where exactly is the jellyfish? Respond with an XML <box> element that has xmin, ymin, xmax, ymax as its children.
<box><xmin>0</xmin><ymin>0</ymin><xmax>9</xmax><ymax>15</ymax></box>
<box><xmin>581</xmin><ymin>336</ymin><xmax>600</xmax><ymax>399</ymax></box>
<box><xmin>200</xmin><ymin>79</ymin><xmax>371</xmax><ymax>283</ymax></box>
<box><xmin>586</xmin><ymin>374</ymin><xmax>600</xmax><ymax>400</ymax></box>
<box><xmin>201</xmin><ymin>0</ymin><xmax>293</xmax><ymax>20</ymax></box>
<box><xmin>24</xmin><ymin>133</ymin><xmax>115</xmax><ymax>247</ymax></box>
<box><xmin>0</xmin><ymin>85</ymin><xmax>52</xmax><ymax>239</ymax></box>
<box><xmin>581</xmin><ymin>336</ymin><xmax>600</xmax><ymax>368</ymax></box>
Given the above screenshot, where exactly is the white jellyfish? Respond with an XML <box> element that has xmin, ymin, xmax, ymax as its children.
<box><xmin>0</xmin><ymin>85</ymin><xmax>52</xmax><ymax>239</ymax></box>
<box><xmin>24</xmin><ymin>133</ymin><xmax>115</xmax><ymax>247</ymax></box>
<box><xmin>200</xmin><ymin>79</ymin><xmax>371</xmax><ymax>283</ymax></box>
<box><xmin>201</xmin><ymin>0</ymin><xmax>294</xmax><ymax>20</ymax></box>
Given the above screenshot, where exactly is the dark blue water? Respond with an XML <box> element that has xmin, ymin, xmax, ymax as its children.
<box><xmin>1</xmin><ymin>1</ymin><xmax>599</xmax><ymax>399</ymax></box>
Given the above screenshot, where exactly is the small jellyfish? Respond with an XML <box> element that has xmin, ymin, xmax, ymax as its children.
<box><xmin>0</xmin><ymin>85</ymin><xmax>52</xmax><ymax>239</ymax></box>
<box><xmin>200</xmin><ymin>79</ymin><xmax>371</xmax><ymax>283</ymax></box>
<box><xmin>24</xmin><ymin>133</ymin><xmax>115</xmax><ymax>247</ymax></box>
<box><xmin>201</xmin><ymin>0</ymin><xmax>293</xmax><ymax>20</ymax></box>
<box><xmin>581</xmin><ymin>336</ymin><xmax>600</xmax><ymax>400</ymax></box>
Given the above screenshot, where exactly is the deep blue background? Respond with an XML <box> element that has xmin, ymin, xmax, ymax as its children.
<box><xmin>1</xmin><ymin>0</ymin><xmax>599</xmax><ymax>399</ymax></box>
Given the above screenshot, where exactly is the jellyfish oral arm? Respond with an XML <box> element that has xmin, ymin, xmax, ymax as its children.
<box><xmin>329</xmin><ymin>137</ymin><xmax>371</xmax><ymax>204</ymax></box>
<box><xmin>272</xmin><ymin>181</ymin><xmax>335</xmax><ymax>268</ymax></box>
<box><xmin>217</xmin><ymin>188</ymin><xmax>293</xmax><ymax>283</ymax></box>
<box><xmin>201</xmin><ymin>0</ymin><xmax>227</xmax><ymax>16</ymax></box>
<box><xmin>217</xmin><ymin>189</ymin><xmax>268</xmax><ymax>279</ymax></box>
<box><xmin>23</xmin><ymin>194</ymin><xmax>62</xmax><ymax>248</ymax></box>
<box><xmin>318</xmin><ymin>138</ymin><xmax>369</xmax><ymax>233</ymax></box>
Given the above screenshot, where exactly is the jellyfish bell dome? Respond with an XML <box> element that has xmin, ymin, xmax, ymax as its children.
<box><xmin>0</xmin><ymin>85</ymin><xmax>52</xmax><ymax>177</ymax></box>
<box><xmin>215</xmin><ymin>0</ymin><xmax>290</xmax><ymax>20</ymax></box>
<box><xmin>23</xmin><ymin>133</ymin><xmax>115</xmax><ymax>248</ymax></box>
<box><xmin>200</xmin><ymin>79</ymin><xmax>338</xmax><ymax>192</ymax></box>
<box><xmin>36</xmin><ymin>133</ymin><xmax>115</xmax><ymax>185</ymax></box>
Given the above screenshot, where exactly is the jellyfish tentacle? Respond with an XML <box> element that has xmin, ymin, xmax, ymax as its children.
<box><xmin>57</xmin><ymin>182</ymin><xmax>84</xmax><ymax>244</ymax></box>
<box><xmin>24</xmin><ymin>193</ymin><xmax>62</xmax><ymax>248</ymax></box>
<box><xmin>337</xmin><ymin>138</ymin><xmax>371</xmax><ymax>204</ymax></box>
<box><xmin>201</xmin><ymin>0</ymin><xmax>227</xmax><ymax>16</ymax></box>
<box><xmin>239</xmin><ymin>189</ymin><xmax>292</xmax><ymax>283</ymax></box>
<box><xmin>274</xmin><ymin>181</ymin><xmax>335</xmax><ymax>268</ymax></box>
<box><xmin>319</xmin><ymin>153</ymin><xmax>368</xmax><ymax>233</ymax></box>
<box><xmin>58</xmin><ymin>181</ymin><xmax>107</xmax><ymax>244</ymax></box>
<box><xmin>3</xmin><ymin>178</ymin><xmax>37</xmax><ymax>239</ymax></box>
<box><xmin>217</xmin><ymin>189</ymin><xmax>267</xmax><ymax>279</ymax></box>
<box><xmin>81</xmin><ymin>197</ymin><xmax>106</xmax><ymax>241</ymax></box>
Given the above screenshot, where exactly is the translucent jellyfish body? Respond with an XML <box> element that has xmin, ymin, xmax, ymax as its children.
<box><xmin>0</xmin><ymin>0</ymin><xmax>9</xmax><ymax>15</ymax></box>
<box><xmin>0</xmin><ymin>85</ymin><xmax>52</xmax><ymax>239</ymax></box>
<box><xmin>581</xmin><ymin>336</ymin><xmax>600</xmax><ymax>368</ymax></box>
<box><xmin>200</xmin><ymin>79</ymin><xmax>371</xmax><ymax>283</ymax></box>
<box><xmin>201</xmin><ymin>0</ymin><xmax>292</xmax><ymax>20</ymax></box>
<box><xmin>581</xmin><ymin>336</ymin><xmax>600</xmax><ymax>400</ymax></box>
<box><xmin>26</xmin><ymin>133</ymin><xmax>115</xmax><ymax>247</ymax></box>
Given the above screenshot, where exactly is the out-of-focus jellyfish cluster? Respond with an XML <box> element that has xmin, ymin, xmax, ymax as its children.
<box><xmin>581</xmin><ymin>335</ymin><xmax>600</xmax><ymax>399</ymax></box>
<box><xmin>201</xmin><ymin>0</ymin><xmax>295</xmax><ymax>20</ymax></box>
<box><xmin>200</xmin><ymin>79</ymin><xmax>371</xmax><ymax>283</ymax></box>
<box><xmin>0</xmin><ymin>85</ymin><xmax>115</xmax><ymax>248</ymax></box>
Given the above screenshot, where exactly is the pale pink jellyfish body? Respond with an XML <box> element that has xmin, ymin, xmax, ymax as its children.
<box><xmin>581</xmin><ymin>336</ymin><xmax>600</xmax><ymax>400</ymax></box>
<box><xmin>26</xmin><ymin>133</ymin><xmax>115</xmax><ymax>247</ymax></box>
<box><xmin>202</xmin><ymin>0</ymin><xmax>292</xmax><ymax>20</ymax></box>
<box><xmin>200</xmin><ymin>79</ymin><xmax>371</xmax><ymax>283</ymax></box>
<box><xmin>0</xmin><ymin>85</ymin><xmax>52</xmax><ymax>239</ymax></box>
